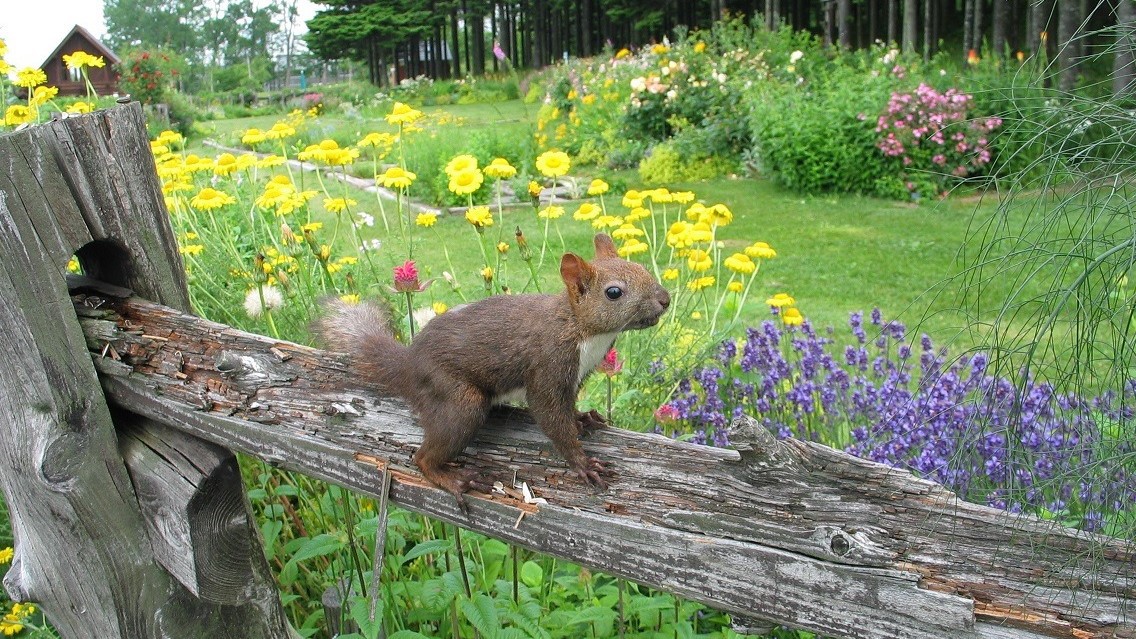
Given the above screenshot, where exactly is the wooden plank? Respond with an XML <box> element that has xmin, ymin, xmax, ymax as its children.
<box><xmin>79</xmin><ymin>291</ymin><xmax>1136</xmax><ymax>639</ymax></box>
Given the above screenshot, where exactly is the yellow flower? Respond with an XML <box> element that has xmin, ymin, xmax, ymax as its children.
<box><xmin>766</xmin><ymin>292</ymin><xmax>796</xmax><ymax>308</ymax></box>
<box><xmin>672</xmin><ymin>191</ymin><xmax>696</xmax><ymax>204</ymax></box>
<box><xmin>416</xmin><ymin>212</ymin><xmax>438</xmax><ymax>227</ymax></box>
<box><xmin>29</xmin><ymin>85</ymin><xmax>58</xmax><ymax>107</ymax></box>
<box><xmin>687</xmin><ymin>276</ymin><xmax>715</xmax><ymax>291</ymax></box>
<box><xmin>538</xmin><ymin>204</ymin><xmax>564</xmax><ymax>219</ymax></box>
<box><xmin>14</xmin><ymin>67</ymin><xmax>47</xmax><ymax>88</ymax></box>
<box><xmin>3</xmin><ymin>105</ymin><xmax>34</xmax><ymax>126</ymax></box>
<box><xmin>691</xmin><ymin>311</ymin><xmax>702</xmax><ymax>320</ymax></box>
<box><xmin>622</xmin><ymin>190</ymin><xmax>644</xmax><ymax>209</ymax></box>
<box><xmin>535</xmin><ymin>150</ymin><xmax>571</xmax><ymax>177</ymax></box>
<box><xmin>745</xmin><ymin>241</ymin><xmax>777</xmax><ymax>259</ymax></box>
<box><xmin>484</xmin><ymin>157</ymin><xmax>517</xmax><ymax>179</ymax></box>
<box><xmin>358</xmin><ymin>132</ymin><xmax>394</xmax><ymax>148</ymax></box>
<box><xmin>686</xmin><ymin>202</ymin><xmax>709</xmax><ymax>222</ymax></box>
<box><xmin>647</xmin><ymin>187</ymin><xmax>672</xmax><ymax>203</ymax></box>
<box><xmin>591</xmin><ymin>215</ymin><xmax>624</xmax><ymax>230</ymax></box>
<box><xmin>449</xmin><ymin>168</ymin><xmax>484</xmax><ymax>195</ymax></box>
<box><xmin>651</xmin><ymin>44</ymin><xmax>669</xmax><ymax>55</ymax></box>
<box><xmin>433</xmin><ymin>302</ymin><xmax>448</xmax><ymax>314</ymax></box>
<box><xmin>340</xmin><ymin>294</ymin><xmax>360</xmax><ymax>304</ymax></box>
<box><xmin>666</xmin><ymin>221</ymin><xmax>692</xmax><ymax>248</ymax></box>
<box><xmin>618</xmin><ymin>238</ymin><xmax>649</xmax><ymax>257</ymax></box>
<box><xmin>66</xmin><ymin>101</ymin><xmax>93</xmax><ymax>114</ymax></box>
<box><xmin>214</xmin><ymin>153</ymin><xmax>240</xmax><ymax>176</ymax></box>
<box><xmin>662</xmin><ymin>268</ymin><xmax>679</xmax><ymax>281</ymax></box>
<box><xmin>625</xmin><ymin>206</ymin><xmax>651</xmax><ymax>223</ymax></box>
<box><xmin>724</xmin><ymin>253</ymin><xmax>756</xmax><ymax>275</ymax></box>
<box><xmin>527</xmin><ymin>181</ymin><xmax>543</xmax><ymax>198</ymax></box>
<box><xmin>258</xmin><ymin>154</ymin><xmax>285</xmax><ymax>168</ymax></box>
<box><xmin>66</xmin><ymin>256</ymin><xmax>81</xmax><ymax>273</ymax></box>
<box><xmin>465</xmin><ymin>206</ymin><xmax>494</xmax><ymax>228</ymax></box>
<box><xmin>63</xmin><ymin>50</ymin><xmax>105</xmax><ymax>69</ymax></box>
<box><xmin>612</xmin><ymin>223</ymin><xmax>644</xmax><ymax>240</ymax></box>
<box><xmin>242</xmin><ymin>128</ymin><xmax>267</xmax><ymax>145</ymax></box>
<box><xmin>496</xmin><ymin>241</ymin><xmax>510</xmax><ymax>253</ymax></box>
<box><xmin>156</xmin><ymin>130</ymin><xmax>183</xmax><ymax>146</ymax></box>
<box><xmin>782</xmin><ymin>307</ymin><xmax>804</xmax><ymax>326</ymax></box>
<box><xmin>727</xmin><ymin>280</ymin><xmax>744</xmax><ymax>293</ymax></box>
<box><xmin>265</xmin><ymin>121</ymin><xmax>297</xmax><ymax>140</ymax></box>
<box><xmin>380</xmin><ymin>166</ymin><xmax>416</xmax><ymax>189</ymax></box>
<box><xmin>574</xmin><ymin>202</ymin><xmax>601</xmax><ymax>221</ymax></box>
<box><xmin>687</xmin><ymin>249</ymin><xmax>713</xmax><ymax>272</ymax></box>
<box><xmin>480</xmin><ymin>266</ymin><xmax>494</xmax><ymax>282</ymax></box>
<box><xmin>182</xmin><ymin>154</ymin><xmax>215</xmax><ymax>173</ymax></box>
<box><xmin>323</xmin><ymin>197</ymin><xmax>356</xmax><ymax>213</ymax></box>
<box><xmin>190</xmin><ymin>187</ymin><xmax>235</xmax><ymax>211</ymax></box>
<box><xmin>694</xmin><ymin>42</ymin><xmax>707</xmax><ymax>53</ymax></box>
<box><xmin>445</xmin><ymin>154</ymin><xmax>479</xmax><ymax>177</ymax></box>
<box><xmin>709</xmin><ymin>203</ymin><xmax>733</xmax><ymax>226</ymax></box>
<box><xmin>615</xmin><ymin>48</ymin><xmax>631</xmax><ymax>59</ymax></box>
<box><xmin>236</xmin><ymin>153</ymin><xmax>258</xmax><ymax>171</ymax></box>
<box><xmin>587</xmin><ymin>178</ymin><xmax>610</xmax><ymax>195</ymax></box>
<box><xmin>582</xmin><ymin>94</ymin><xmax>597</xmax><ymax>105</ymax></box>
<box><xmin>689</xmin><ymin>222</ymin><xmax>713</xmax><ymax>244</ymax></box>
<box><xmin>301</xmin><ymin>222</ymin><xmax>323</xmax><ymax>232</ymax></box>
<box><xmin>386</xmin><ymin>101</ymin><xmax>424</xmax><ymax>125</ymax></box>
<box><xmin>0</xmin><ymin>547</ymin><xmax>12</xmax><ymax>564</ymax></box>
<box><xmin>179</xmin><ymin>244</ymin><xmax>204</xmax><ymax>256</ymax></box>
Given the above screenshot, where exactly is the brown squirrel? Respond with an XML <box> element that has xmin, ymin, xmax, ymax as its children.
<box><xmin>317</xmin><ymin>233</ymin><xmax>670</xmax><ymax>504</ymax></box>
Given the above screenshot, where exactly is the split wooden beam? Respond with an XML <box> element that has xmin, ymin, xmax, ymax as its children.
<box><xmin>73</xmin><ymin>286</ymin><xmax>1136</xmax><ymax>639</ymax></box>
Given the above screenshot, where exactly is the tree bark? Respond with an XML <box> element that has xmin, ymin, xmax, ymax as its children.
<box><xmin>888</xmin><ymin>0</ymin><xmax>899</xmax><ymax>44</ymax></box>
<box><xmin>1115</xmin><ymin>0</ymin><xmax>1136</xmax><ymax>96</ymax></box>
<box><xmin>903</xmin><ymin>0</ymin><xmax>918</xmax><ymax>52</ymax></box>
<box><xmin>964</xmin><ymin>0</ymin><xmax>976</xmax><ymax>60</ymax></box>
<box><xmin>838</xmin><ymin>0</ymin><xmax>852</xmax><ymax>47</ymax></box>
<box><xmin>1029</xmin><ymin>0</ymin><xmax>1055</xmax><ymax>59</ymax></box>
<box><xmin>1058</xmin><ymin>0</ymin><xmax>1082</xmax><ymax>91</ymax></box>
<box><xmin>70</xmin><ymin>289</ymin><xmax>1136</xmax><ymax>639</ymax></box>
<box><xmin>992</xmin><ymin>0</ymin><xmax>1009</xmax><ymax>57</ymax></box>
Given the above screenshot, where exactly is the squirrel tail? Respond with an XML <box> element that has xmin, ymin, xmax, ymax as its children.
<box><xmin>314</xmin><ymin>298</ymin><xmax>411</xmax><ymax>396</ymax></box>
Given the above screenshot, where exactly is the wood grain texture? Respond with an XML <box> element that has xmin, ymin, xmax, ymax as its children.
<box><xmin>0</xmin><ymin>105</ymin><xmax>293</xmax><ymax>638</ymax></box>
<box><xmin>76</xmin><ymin>291</ymin><xmax>1136</xmax><ymax>639</ymax></box>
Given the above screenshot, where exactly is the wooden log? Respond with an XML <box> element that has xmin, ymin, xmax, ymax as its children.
<box><xmin>74</xmin><ymin>290</ymin><xmax>1136</xmax><ymax>639</ymax></box>
<box><xmin>0</xmin><ymin>105</ymin><xmax>293</xmax><ymax>637</ymax></box>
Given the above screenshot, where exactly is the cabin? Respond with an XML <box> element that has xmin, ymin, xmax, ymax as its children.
<box><xmin>40</xmin><ymin>25</ymin><xmax>120</xmax><ymax>97</ymax></box>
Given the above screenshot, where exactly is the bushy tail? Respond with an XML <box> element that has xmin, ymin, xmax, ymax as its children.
<box><xmin>314</xmin><ymin>299</ymin><xmax>411</xmax><ymax>396</ymax></box>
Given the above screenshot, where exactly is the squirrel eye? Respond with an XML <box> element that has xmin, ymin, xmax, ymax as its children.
<box><xmin>605</xmin><ymin>286</ymin><xmax>623</xmax><ymax>300</ymax></box>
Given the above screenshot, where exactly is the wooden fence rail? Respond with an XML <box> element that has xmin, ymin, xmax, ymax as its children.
<box><xmin>1</xmin><ymin>104</ymin><xmax>1133</xmax><ymax>639</ymax></box>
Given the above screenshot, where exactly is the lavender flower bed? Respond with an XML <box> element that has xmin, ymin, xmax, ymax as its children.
<box><xmin>660</xmin><ymin>309</ymin><xmax>1136</xmax><ymax>534</ymax></box>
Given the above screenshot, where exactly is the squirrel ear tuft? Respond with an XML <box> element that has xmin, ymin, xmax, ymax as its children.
<box><xmin>593</xmin><ymin>233</ymin><xmax>618</xmax><ymax>259</ymax></box>
<box><xmin>560</xmin><ymin>252</ymin><xmax>595</xmax><ymax>299</ymax></box>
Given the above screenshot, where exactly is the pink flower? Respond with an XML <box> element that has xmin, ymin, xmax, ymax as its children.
<box><xmin>493</xmin><ymin>41</ymin><xmax>506</xmax><ymax>61</ymax></box>
<box><xmin>393</xmin><ymin>260</ymin><xmax>427</xmax><ymax>293</ymax></box>
<box><xmin>932</xmin><ymin>154</ymin><xmax>946</xmax><ymax>165</ymax></box>
<box><xmin>598</xmin><ymin>348</ymin><xmax>622</xmax><ymax>377</ymax></box>
<box><xmin>654</xmin><ymin>404</ymin><xmax>680</xmax><ymax>424</ymax></box>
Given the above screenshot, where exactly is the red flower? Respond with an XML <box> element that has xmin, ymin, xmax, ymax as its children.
<box><xmin>392</xmin><ymin>260</ymin><xmax>432</xmax><ymax>293</ymax></box>
<box><xmin>597</xmin><ymin>348</ymin><xmax>622</xmax><ymax>377</ymax></box>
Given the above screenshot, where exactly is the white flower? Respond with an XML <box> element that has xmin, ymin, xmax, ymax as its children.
<box><xmin>660</xmin><ymin>65</ymin><xmax>670</xmax><ymax>76</ymax></box>
<box><xmin>630</xmin><ymin>77</ymin><xmax>647</xmax><ymax>92</ymax></box>
<box><xmin>356</xmin><ymin>212</ymin><xmax>375</xmax><ymax>227</ymax></box>
<box><xmin>244</xmin><ymin>285</ymin><xmax>284</xmax><ymax>318</ymax></box>
<box><xmin>666</xmin><ymin>89</ymin><xmax>678</xmax><ymax>100</ymax></box>
<box><xmin>789</xmin><ymin>50</ymin><xmax>804</xmax><ymax>64</ymax></box>
<box><xmin>413</xmin><ymin>306</ymin><xmax>437</xmax><ymax>328</ymax></box>
<box><xmin>360</xmin><ymin>239</ymin><xmax>382</xmax><ymax>252</ymax></box>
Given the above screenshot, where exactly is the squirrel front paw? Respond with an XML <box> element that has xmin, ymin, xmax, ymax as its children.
<box><xmin>575</xmin><ymin>409</ymin><xmax>608</xmax><ymax>436</ymax></box>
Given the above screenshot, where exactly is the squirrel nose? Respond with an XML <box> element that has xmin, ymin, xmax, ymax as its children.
<box><xmin>657</xmin><ymin>287</ymin><xmax>671</xmax><ymax>310</ymax></box>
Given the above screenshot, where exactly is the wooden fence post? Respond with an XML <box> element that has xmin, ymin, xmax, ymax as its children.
<box><xmin>0</xmin><ymin>104</ymin><xmax>294</xmax><ymax>637</ymax></box>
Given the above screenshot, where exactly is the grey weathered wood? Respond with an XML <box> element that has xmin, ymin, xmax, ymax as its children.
<box><xmin>0</xmin><ymin>105</ymin><xmax>294</xmax><ymax>638</ymax></box>
<box><xmin>76</xmin><ymin>291</ymin><xmax>1136</xmax><ymax>639</ymax></box>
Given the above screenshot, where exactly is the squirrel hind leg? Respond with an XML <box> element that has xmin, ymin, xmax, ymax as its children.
<box><xmin>412</xmin><ymin>385</ymin><xmax>493</xmax><ymax>503</ymax></box>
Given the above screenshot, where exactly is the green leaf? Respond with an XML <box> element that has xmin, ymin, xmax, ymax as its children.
<box><xmin>460</xmin><ymin>593</ymin><xmax>501</xmax><ymax>638</ymax></box>
<box><xmin>290</xmin><ymin>533</ymin><xmax>344</xmax><ymax>563</ymax></box>
<box><xmin>349</xmin><ymin>597</ymin><xmax>384</xmax><ymax>639</ymax></box>
<box><xmin>420</xmin><ymin>578</ymin><xmax>451</xmax><ymax>612</ymax></box>
<box><xmin>520</xmin><ymin>560</ymin><xmax>543</xmax><ymax>588</ymax></box>
<box><xmin>401</xmin><ymin>538</ymin><xmax>454</xmax><ymax>564</ymax></box>
<box><xmin>388</xmin><ymin>632</ymin><xmax>432</xmax><ymax>639</ymax></box>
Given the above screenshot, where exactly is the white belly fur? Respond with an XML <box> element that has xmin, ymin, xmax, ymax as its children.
<box><xmin>490</xmin><ymin>332</ymin><xmax>618</xmax><ymax>407</ymax></box>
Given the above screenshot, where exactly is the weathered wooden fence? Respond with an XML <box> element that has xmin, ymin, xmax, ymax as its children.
<box><xmin>1</xmin><ymin>104</ymin><xmax>1133</xmax><ymax>639</ymax></box>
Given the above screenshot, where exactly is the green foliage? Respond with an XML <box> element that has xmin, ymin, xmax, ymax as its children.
<box><xmin>637</xmin><ymin>141</ymin><xmax>736</xmax><ymax>184</ymax></box>
<box><xmin>117</xmin><ymin>49</ymin><xmax>185</xmax><ymax>105</ymax></box>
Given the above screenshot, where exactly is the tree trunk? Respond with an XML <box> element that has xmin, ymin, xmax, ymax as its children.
<box><xmin>992</xmin><ymin>0</ymin><xmax>1009</xmax><ymax>57</ymax></box>
<box><xmin>1029</xmin><ymin>0</ymin><xmax>1055</xmax><ymax>59</ymax></box>
<box><xmin>888</xmin><ymin>0</ymin><xmax>899</xmax><ymax>43</ymax></box>
<box><xmin>1115</xmin><ymin>0</ymin><xmax>1136</xmax><ymax>97</ymax></box>
<box><xmin>1058</xmin><ymin>0</ymin><xmax>1081</xmax><ymax>91</ymax></box>
<box><xmin>838</xmin><ymin>0</ymin><xmax>852</xmax><ymax>46</ymax></box>
<box><xmin>450</xmin><ymin>4</ymin><xmax>462</xmax><ymax>77</ymax></box>
<box><xmin>472</xmin><ymin>1</ymin><xmax>485</xmax><ymax>75</ymax></box>
<box><xmin>903</xmin><ymin>0</ymin><xmax>918</xmax><ymax>51</ymax></box>
<box><xmin>963</xmin><ymin>0</ymin><xmax>975</xmax><ymax>60</ymax></box>
<box><xmin>923</xmin><ymin>0</ymin><xmax>933</xmax><ymax>60</ymax></box>
<box><xmin>973</xmin><ymin>0</ymin><xmax>985</xmax><ymax>54</ymax></box>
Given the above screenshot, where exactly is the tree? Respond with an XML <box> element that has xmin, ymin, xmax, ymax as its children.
<box><xmin>1115</xmin><ymin>0</ymin><xmax>1136</xmax><ymax>97</ymax></box>
<box><xmin>903</xmin><ymin>0</ymin><xmax>918</xmax><ymax>52</ymax></box>
<box><xmin>104</xmin><ymin>0</ymin><xmax>205</xmax><ymax>53</ymax></box>
<box><xmin>1058</xmin><ymin>0</ymin><xmax>1082</xmax><ymax>91</ymax></box>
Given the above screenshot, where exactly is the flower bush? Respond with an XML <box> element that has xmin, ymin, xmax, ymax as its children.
<box><xmin>875</xmin><ymin>83</ymin><xmax>1001</xmax><ymax>198</ymax></box>
<box><xmin>661</xmin><ymin>309</ymin><xmax>1136</xmax><ymax>536</ymax></box>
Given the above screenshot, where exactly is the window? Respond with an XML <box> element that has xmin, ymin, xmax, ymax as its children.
<box><xmin>68</xmin><ymin>66</ymin><xmax>82</xmax><ymax>83</ymax></box>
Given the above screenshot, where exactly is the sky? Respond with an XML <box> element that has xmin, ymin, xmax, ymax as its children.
<box><xmin>0</xmin><ymin>0</ymin><xmax>315</xmax><ymax>71</ymax></box>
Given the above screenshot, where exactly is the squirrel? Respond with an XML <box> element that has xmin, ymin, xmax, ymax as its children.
<box><xmin>316</xmin><ymin>233</ymin><xmax>670</xmax><ymax>505</ymax></box>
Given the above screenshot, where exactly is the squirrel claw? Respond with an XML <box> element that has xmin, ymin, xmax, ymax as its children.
<box><xmin>575</xmin><ymin>409</ymin><xmax>608</xmax><ymax>436</ymax></box>
<box><xmin>578</xmin><ymin>457</ymin><xmax>610</xmax><ymax>490</ymax></box>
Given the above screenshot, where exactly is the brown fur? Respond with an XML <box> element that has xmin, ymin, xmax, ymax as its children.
<box><xmin>315</xmin><ymin>234</ymin><xmax>670</xmax><ymax>503</ymax></box>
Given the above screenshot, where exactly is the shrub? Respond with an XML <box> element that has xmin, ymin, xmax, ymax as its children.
<box><xmin>637</xmin><ymin>141</ymin><xmax>736</xmax><ymax>183</ymax></box>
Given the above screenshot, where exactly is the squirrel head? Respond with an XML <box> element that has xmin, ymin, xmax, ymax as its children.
<box><xmin>560</xmin><ymin>233</ymin><xmax>671</xmax><ymax>335</ymax></box>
